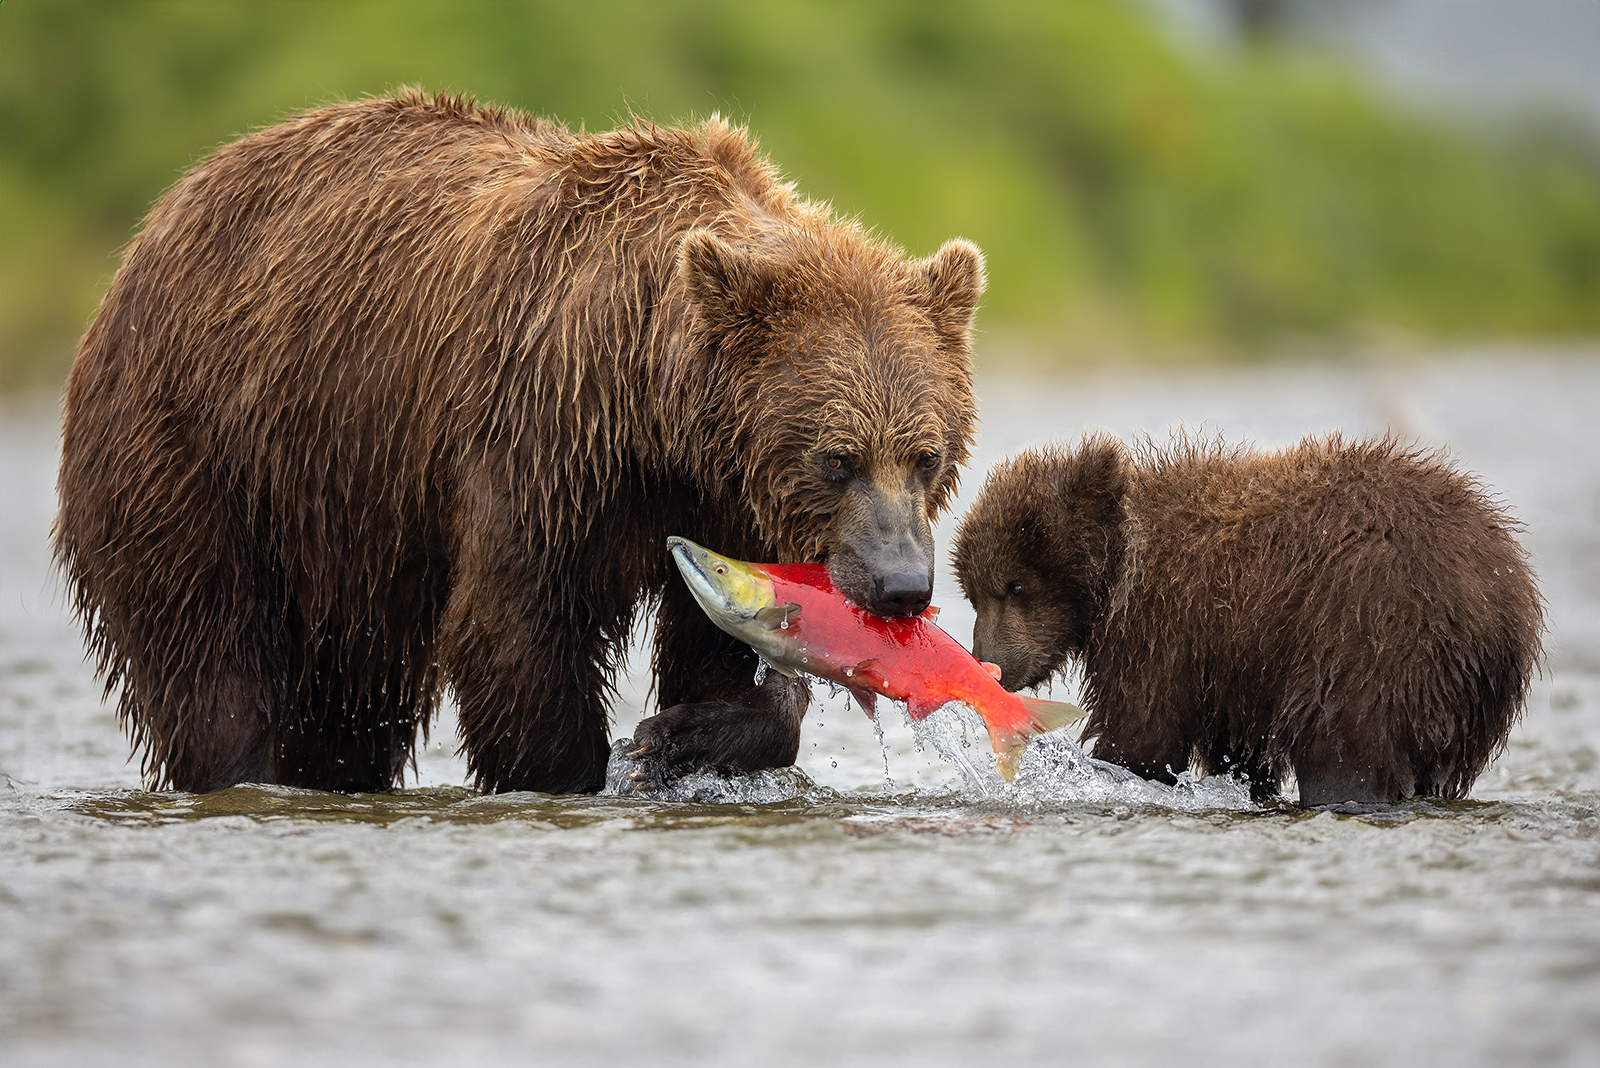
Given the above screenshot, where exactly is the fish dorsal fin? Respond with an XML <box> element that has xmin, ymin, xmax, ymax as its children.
<box><xmin>1018</xmin><ymin>696</ymin><xmax>1087</xmax><ymax>733</ymax></box>
<box><xmin>754</xmin><ymin>603</ymin><xmax>801</xmax><ymax>630</ymax></box>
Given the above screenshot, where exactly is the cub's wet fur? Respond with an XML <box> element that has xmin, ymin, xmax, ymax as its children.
<box><xmin>952</xmin><ymin>433</ymin><xmax>1543</xmax><ymax>806</ymax></box>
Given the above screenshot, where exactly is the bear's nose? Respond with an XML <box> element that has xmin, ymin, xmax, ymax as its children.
<box><xmin>872</xmin><ymin>571</ymin><xmax>932</xmax><ymax>617</ymax></box>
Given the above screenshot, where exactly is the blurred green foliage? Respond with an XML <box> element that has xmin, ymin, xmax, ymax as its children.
<box><xmin>3</xmin><ymin>0</ymin><xmax>1598</xmax><ymax>389</ymax></box>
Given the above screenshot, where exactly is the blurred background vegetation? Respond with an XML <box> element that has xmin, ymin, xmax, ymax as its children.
<box><xmin>2</xmin><ymin>0</ymin><xmax>1598</xmax><ymax>390</ymax></box>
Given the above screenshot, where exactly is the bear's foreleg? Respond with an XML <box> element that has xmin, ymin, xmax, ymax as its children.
<box><xmin>444</xmin><ymin>577</ymin><xmax>621</xmax><ymax>795</ymax></box>
<box><xmin>626</xmin><ymin>573</ymin><xmax>810</xmax><ymax>789</ymax></box>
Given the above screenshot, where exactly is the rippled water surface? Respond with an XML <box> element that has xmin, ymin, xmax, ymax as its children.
<box><xmin>4</xmin><ymin>353</ymin><xmax>1599</xmax><ymax>1067</ymax></box>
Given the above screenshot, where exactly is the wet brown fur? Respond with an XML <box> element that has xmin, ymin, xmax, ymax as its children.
<box><xmin>952</xmin><ymin>433</ymin><xmax>1544</xmax><ymax>805</ymax></box>
<box><xmin>54</xmin><ymin>91</ymin><xmax>982</xmax><ymax>794</ymax></box>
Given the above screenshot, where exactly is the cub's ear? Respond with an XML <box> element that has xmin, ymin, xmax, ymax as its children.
<box><xmin>920</xmin><ymin>238</ymin><xmax>986</xmax><ymax>348</ymax></box>
<box><xmin>1057</xmin><ymin>435</ymin><xmax>1128</xmax><ymax>523</ymax></box>
<box><xmin>678</xmin><ymin>229</ymin><xmax>772</xmax><ymax>334</ymax></box>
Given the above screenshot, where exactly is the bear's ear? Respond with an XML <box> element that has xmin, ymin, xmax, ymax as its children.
<box><xmin>1058</xmin><ymin>435</ymin><xmax>1128</xmax><ymax>521</ymax></box>
<box><xmin>679</xmin><ymin>228</ymin><xmax>772</xmax><ymax>334</ymax></box>
<box><xmin>919</xmin><ymin>239</ymin><xmax>986</xmax><ymax>349</ymax></box>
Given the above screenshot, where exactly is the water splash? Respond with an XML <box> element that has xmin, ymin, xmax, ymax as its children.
<box><xmin>907</xmin><ymin>703</ymin><xmax>995</xmax><ymax>797</ymax></box>
<box><xmin>602</xmin><ymin>739</ymin><xmax>831</xmax><ymax>804</ymax></box>
<box><xmin>1009</xmin><ymin>733</ymin><xmax>1253</xmax><ymax>811</ymax></box>
<box><xmin>906</xmin><ymin>702</ymin><xmax>1254</xmax><ymax>812</ymax></box>
<box><xmin>753</xmin><ymin>658</ymin><xmax>769</xmax><ymax>685</ymax></box>
<box><xmin>870</xmin><ymin>710</ymin><xmax>894</xmax><ymax>789</ymax></box>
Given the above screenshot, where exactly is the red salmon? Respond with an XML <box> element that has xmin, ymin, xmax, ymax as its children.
<box><xmin>669</xmin><ymin>537</ymin><xmax>1084</xmax><ymax>780</ymax></box>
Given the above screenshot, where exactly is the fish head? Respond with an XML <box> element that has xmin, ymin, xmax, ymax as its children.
<box><xmin>667</xmin><ymin>537</ymin><xmax>805</xmax><ymax>676</ymax></box>
<box><xmin>668</xmin><ymin>537</ymin><xmax>778</xmax><ymax>631</ymax></box>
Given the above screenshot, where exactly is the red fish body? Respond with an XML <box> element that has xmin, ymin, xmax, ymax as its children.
<box><xmin>725</xmin><ymin>555</ymin><xmax>1082</xmax><ymax>779</ymax></box>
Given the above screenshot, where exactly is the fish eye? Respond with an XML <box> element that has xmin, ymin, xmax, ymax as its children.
<box><xmin>1007</xmin><ymin>580</ymin><xmax>1026</xmax><ymax>599</ymax></box>
<box><xmin>715</xmin><ymin>564</ymin><xmax>727</xmax><ymax>575</ymax></box>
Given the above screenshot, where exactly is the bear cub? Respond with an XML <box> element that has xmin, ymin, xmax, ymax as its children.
<box><xmin>952</xmin><ymin>433</ymin><xmax>1543</xmax><ymax>806</ymax></box>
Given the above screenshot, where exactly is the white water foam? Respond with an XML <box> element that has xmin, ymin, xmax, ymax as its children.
<box><xmin>607</xmin><ymin>700</ymin><xmax>1254</xmax><ymax>812</ymax></box>
<box><xmin>908</xmin><ymin>702</ymin><xmax>1257</xmax><ymax>812</ymax></box>
<box><xmin>601</xmin><ymin>739</ymin><xmax>833</xmax><ymax>804</ymax></box>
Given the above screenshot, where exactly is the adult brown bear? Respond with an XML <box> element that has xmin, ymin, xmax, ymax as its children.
<box><xmin>55</xmin><ymin>91</ymin><xmax>984</xmax><ymax>795</ymax></box>
<box><xmin>952</xmin><ymin>433</ymin><xmax>1543</xmax><ymax>805</ymax></box>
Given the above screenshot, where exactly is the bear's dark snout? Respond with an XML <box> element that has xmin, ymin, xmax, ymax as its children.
<box><xmin>830</xmin><ymin>538</ymin><xmax>933</xmax><ymax>618</ymax></box>
<box><xmin>826</xmin><ymin>474</ymin><xmax>938</xmax><ymax>618</ymax></box>
<box><xmin>873</xmin><ymin>570</ymin><xmax>932</xmax><ymax>617</ymax></box>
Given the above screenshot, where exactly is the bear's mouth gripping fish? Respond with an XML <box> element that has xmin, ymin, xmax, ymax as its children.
<box><xmin>667</xmin><ymin>537</ymin><xmax>1086</xmax><ymax>780</ymax></box>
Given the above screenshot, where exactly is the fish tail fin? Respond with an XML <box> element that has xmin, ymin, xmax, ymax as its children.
<box><xmin>1018</xmin><ymin>696</ymin><xmax>1087</xmax><ymax>734</ymax></box>
<box><xmin>993</xmin><ymin>697</ymin><xmax>1088</xmax><ymax>782</ymax></box>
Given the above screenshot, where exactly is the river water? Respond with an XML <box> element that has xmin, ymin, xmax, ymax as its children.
<box><xmin>3</xmin><ymin>350</ymin><xmax>1598</xmax><ymax>1067</ymax></box>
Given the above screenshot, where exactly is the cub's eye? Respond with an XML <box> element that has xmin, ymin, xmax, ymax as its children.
<box><xmin>917</xmin><ymin>451</ymin><xmax>942</xmax><ymax>473</ymax></box>
<box><xmin>1006</xmin><ymin>580</ymin><xmax>1026</xmax><ymax>599</ymax></box>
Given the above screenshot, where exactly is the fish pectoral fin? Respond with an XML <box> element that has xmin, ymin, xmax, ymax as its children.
<box><xmin>848</xmin><ymin>686</ymin><xmax>878</xmax><ymax>720</ymax></box>
<box><xmin>920</xmin><ymin>605</ymin><xmax>940</xmax><ymax>622</ymax></box>
<box><xmin>754</xmin><ymin>603</ymin><xmax>802</xmax><ymax>629</ymax></box>
<box><xmin>1018</xmin><ymin>696</ymin><xmax>1087</xmax><ymax>733</ymax></box>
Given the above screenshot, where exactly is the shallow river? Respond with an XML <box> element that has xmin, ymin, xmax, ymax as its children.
<box><xmin>4</xmin><ymin>351</ymin><xmax>1599</xmax><ymax>1067</ymax></box>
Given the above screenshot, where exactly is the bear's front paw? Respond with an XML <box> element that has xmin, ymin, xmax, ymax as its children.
<box><xmin>619</xmin><ymin>697</ymin><xmax>802</xmax><ymax>795</ymax></box>
<box><xmin>620</xmin><ymin>706</ymin><xmax>700</xmax><ymax>794</ymax></box>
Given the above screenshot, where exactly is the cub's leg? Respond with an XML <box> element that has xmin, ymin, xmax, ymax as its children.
<box><xmin>1291</xmin><ymin>714</ymin><xmax>1412</xmax><ymax>806</ymax></box>
<box><xmin>1080</xmin><ymin>662</ymin><xmax>1198</xmax><ymax>788</ymax></box>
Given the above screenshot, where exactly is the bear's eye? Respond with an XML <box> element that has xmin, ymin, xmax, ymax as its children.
<box><xmin>1006</xmin><ymin>580</ymin><xmax>1026</xmax><ymax>599</ymax></box>
<box><xmin>916</xmin><ymin>451</ymin><xmax>942</xmax><ymax>473</ymax></box>
<box><xmin>820</xmin><ymin>452</ymin><xmax>854</xmax><ymax>480</ymax></box>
